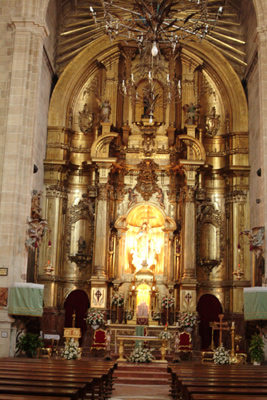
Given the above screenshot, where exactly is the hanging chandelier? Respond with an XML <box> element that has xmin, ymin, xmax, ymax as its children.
<box><xmin>92</xmin><ymin>0</ymin><xmax>223</xmax><ymax>55</ymax></box>
<box><xmin>119</xmin><ymin>45</ymin><xmax>182</xmax><ymax>121</ymax></box>
<box><xmin>90</xmin><ymin>0</ymin><xmax>222</xmax><ymax>120</ymax></box>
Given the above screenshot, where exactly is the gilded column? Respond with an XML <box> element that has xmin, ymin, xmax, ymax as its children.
<box><xmin>179</xmin><ymin>185</ymin><xmax>198</xmax><ymax>312</ymax></box>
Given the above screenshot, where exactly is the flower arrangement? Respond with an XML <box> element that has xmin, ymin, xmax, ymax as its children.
<box><xmin>61</xmin><ymin>338</ymin><xmax>79</xmax><ymax>360</ymax></box>
<box><xmin>112</xmin><ymin>292</ymin><xmax>125</xmax><ymax>307</ymax></box>
<box><xmin>178</xmin><ymin>311</ymin><xmax>199</xmax><ymax>328</ymax></box>
<box><xmin>85</xmin><ymin>308</ymin><xmax>105</xmax><ymax>325</ymax></box>
<box><xmin>158</xmin><ymin>330</ymin><xmax>173</xmax><ymax>340</ymax></box>
<box><xmin>127</xmin><ymin>347</ymin><xmax>155</xmax><ymax>363</ymax></box>
<box><xmin>161</xmin><ymin>296</ymin><xmax>175</xmax><ymax>309</ymax></box>
<box><xmin>213</xmin><ymin>344</ymin><xmax>231</xmax><ymax>365</ymax></box>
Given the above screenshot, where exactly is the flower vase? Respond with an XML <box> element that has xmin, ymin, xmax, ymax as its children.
<box><xmin>92</xmin><ymin>324</ymin><xmax>99</xmax><ymax>330</ymax></box>
<box><xmin>115</xmin><ymin>307</ymin><xmax>119</xmax><ymax>324</ymax></box>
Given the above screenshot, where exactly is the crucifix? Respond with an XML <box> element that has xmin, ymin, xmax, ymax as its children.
<box><xmin>210</xmin><ymin>314</ymin><xmax>229</xmax><ymax>347</ymax></box>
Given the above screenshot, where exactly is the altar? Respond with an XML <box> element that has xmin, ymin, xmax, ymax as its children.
<box><xmin>244</xmin><ymin>287</ymin><xmax>267</xmax><ymax>320</ymax></box>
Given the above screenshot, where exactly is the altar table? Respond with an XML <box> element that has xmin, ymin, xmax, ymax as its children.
<box><xmin>116</xmin><ymin>335</ymin><xmax>168</xmax><ymax>362</ymax></box>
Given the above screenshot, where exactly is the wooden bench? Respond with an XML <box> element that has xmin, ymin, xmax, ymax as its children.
<box><xmin>0</xmin><ymin>396</ymin><xmax>71</xmax><ymax>400</ymax></box>
<box><xmin>0</xmin><ymin>358</ymin><xmax>116</xmax><ymax>400</ymax></box>
<box><xmin>168</xmin><ymin>362</ymin><xmax>267</xmax><ymax>400</ymax></box>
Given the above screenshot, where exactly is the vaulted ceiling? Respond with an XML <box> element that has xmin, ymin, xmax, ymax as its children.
<box><xmin>57</xmin><ymin>0</ymin><xmax>247</xmax><ymax>77</ymax></box>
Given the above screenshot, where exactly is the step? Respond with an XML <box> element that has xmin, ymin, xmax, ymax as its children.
<box><xmin>114</xmin><ymin>376</ymin><xmax>170</xmax><ymax>385</ymax></box>
<box><xmin>114</xmin><ymin>370</ymin><xmax>170</xmax><ymax>379</ymax></box>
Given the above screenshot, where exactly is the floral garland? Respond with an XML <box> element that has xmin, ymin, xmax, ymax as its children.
<box><xmin>127</xmin><ymin>347</ymin><xmax>155</xmax><ymax>363</ymax></box>
<box><xmin>158</xmin><ymin>330</ymin><xmax>173</xmax><ymax>340</ymax></box>
<box><xmin>85</xmin><ymin>308</ymin><xmax>105</xmax><ymax>325</ymax></box>
<box><xmin>161</xmin><ymin>296</ymin><xmax>175</xmax><ymax>309</ymax></box>
<box><xmin>61</xmin><ymin>338</ymin><xmax>79</xmax><ymax>360</ymax></box>
<box><xmin>112</xmin><ymin>292</ymin><xmax>124</xmax><ymax>307</ymax></box>
<box><xmin>213</xmin><ymin>345</ymin><xmax>231</xmax><ymax>365</ymax></box>
<box><xmin>178</xmin><ymin>311</ymin><xmax>199</xmax><ymax>328</ymax></box>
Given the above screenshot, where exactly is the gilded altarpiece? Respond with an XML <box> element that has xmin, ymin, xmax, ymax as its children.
<box><xmin>39</xmin><ymin>36</ymin><xmax>250</xmax><ymax>340</ymax></box>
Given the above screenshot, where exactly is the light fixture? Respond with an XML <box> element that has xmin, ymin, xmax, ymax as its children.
<box><xmin>90</xmin><ymin>1</ymin><xmax>223</xmax><ymax>119</ymax></box>
<box><xmin>95</xmin><ymin>0</ymin><xmax>223</xmax><ymax>53</ymax></box>
<box><xmin>233</xmin><ymin>243</ymin><xmax>244</xmax><ymax>281</ymax></box>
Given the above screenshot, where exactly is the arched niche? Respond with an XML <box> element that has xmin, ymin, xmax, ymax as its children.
<box><xmin>197</xmin><ymin>294</ymin><xmax>223</xmax><ymax>349</ymax></box>
<box><xmin>64</xmin><ymin>289</ymin><xmax>89</xmax><ymax>340</ymax></box>
<box><xmin>115</xmin><ymin>203</ymin><xmax>176</xmax><ymax>278</ymax></box>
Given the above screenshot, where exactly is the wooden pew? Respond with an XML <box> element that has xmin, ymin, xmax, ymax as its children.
<box><xmin>191</xmin><ymin>396</ymin><xmax>267</xmax><ymax>400</ymax></box>
<box><xmin>0</xmin><ymin>358</ymin><xmax>116</xmax><ymax>400</ymax></box>
<box><xmin>0</xmin><ymin>385</ymin><xmax>79</xmax><ymax>399</ymax></box>
<box><xmin>168</xmin><ymin>363</ymin><xmax>267</xmax><ymax>400</ymax></box>
<box><xmin>0</xmin><ymin>396</ymin><xmax>71</xmax><ymax>400</ymax></box>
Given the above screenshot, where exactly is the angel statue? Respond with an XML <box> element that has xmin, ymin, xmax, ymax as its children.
<box><xmin>101</xmin><ymin>100</ymin><xmax>111</xmax><ymax>123</ymax></box>
<box><xmin>183</xmin><ymin>102</ymin><xmax>200</xmax><ymax>125</ymax></box>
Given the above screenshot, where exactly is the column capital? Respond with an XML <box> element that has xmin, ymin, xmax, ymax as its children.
<box><xmin>9</xmin><ymin>17</ymin><xmax>49</xmax><ymax>40</ymax></box>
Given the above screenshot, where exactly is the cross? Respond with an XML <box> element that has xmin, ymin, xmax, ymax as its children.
<box><xmin>210</xmin><ymin>314</ymin><xmax>229</xmax><ymax>347</ymax></box>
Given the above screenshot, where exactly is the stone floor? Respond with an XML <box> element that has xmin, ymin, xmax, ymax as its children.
<box><xmin>111</xmin><ymin>383</ymin><xmax>170</xmax><ymax>400</ymax></box>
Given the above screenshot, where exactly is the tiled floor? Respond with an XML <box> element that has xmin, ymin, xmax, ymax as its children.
<box><xmin>111</xmin><ymin>383</ymin><xmax>170</xmax><ymax>400</ymax></box>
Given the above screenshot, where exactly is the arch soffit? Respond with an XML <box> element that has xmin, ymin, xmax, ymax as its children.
<box><xmin>114</xmin><ymin>203</ymin><xmax>176</xmax><ymax>231</ymax></box>
<box><xmin>48</xmin><ymin>37</ymin><xmax>121</xmax><ymax>127</ymax></box>
<box><xmin>48</xmin><ymin>35</ymin><xmax>248</xmax><ymax>133</ymax></box>
<box><xmin>63</xmin><ymin>288</ymin><xmax>89</xmax><ymax>306</ymax></box>
<box><xmin>91</xmin><ymin>132</ymin><xmax>118</xmax><ymax>159</ymax></box>
<box><xmin>177</xmin><ymin>134</ymin><xmax>206</xmax><ymax>162</ymax></box>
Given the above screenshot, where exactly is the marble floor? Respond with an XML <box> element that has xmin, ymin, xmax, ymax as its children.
<box><xmin>111</xmin><ymin>383</ymin><xmax>171</xmax><ymax>400</ymax></box>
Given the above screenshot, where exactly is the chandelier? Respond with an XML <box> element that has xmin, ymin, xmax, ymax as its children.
<box><xmin>90</xmin><ymin>0</ymin><xmax>222</xmax><ymax>119</ymax></box>
<box><xmin>92</xmin><ymin>0</ymin><xmax>223</xmax><ymax>55</ymax></box>
<box><xmin>119</xmin><ymin>46</ymin><xmax>182</xmax><ymax>121</ymax></box>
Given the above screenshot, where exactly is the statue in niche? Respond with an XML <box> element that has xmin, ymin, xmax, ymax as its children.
<box><xmin>156</xmin><ymin>188</ymin><xmax>165</xmax><ymax>208</ymax></box>
<box><xmin>130</xmin><ymin>221</ymin><xmax>161</xmax><ymax>273</ymax></box>
<box><xmin>128</xmin><ymin>188</ymin><xmax>138</xmax><ymax>208</ymax></box>
<box><xmin>101</xmin><ymin>100</ymin><xmax>111</xmax><ymax>122</ymax></box>
<box><xmin>77</xmin><ymin>236</ymin><xmax>86</xmax><ymax>255</ymax></box>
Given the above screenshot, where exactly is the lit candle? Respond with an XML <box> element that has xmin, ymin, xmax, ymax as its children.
<box><xmin>232</xmin><ymin>321</ymin><xmax>235</xmax><ymax>328</ymax></box>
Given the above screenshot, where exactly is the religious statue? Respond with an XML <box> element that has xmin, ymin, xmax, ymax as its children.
<box><xmin>156</xmin><ymin>188</ymin><xmax>165</xmax><ymax>208</ymax></box>
<box><xmin>105</xmin><ymin>329</ymin><xmax>112</xmax><ymax>352</ymax></box>
<box><xmin>128</xmin><ymin>188</ymin><xmax>138</xmax><ymax>208</ymax></box>
<box><xmin>101</xmin><ymin>100</ymin><xmax>111</xmax><ymax>122</ymax></box>
<box><xmin>183</xmin><ymin>102</ymin><xmax>200</xmax><ymax>124</ymax></box>
<box><xmin>77</xmin><ymin>236</ymin><xmax>86</xmax><ymax>254</ymax></box>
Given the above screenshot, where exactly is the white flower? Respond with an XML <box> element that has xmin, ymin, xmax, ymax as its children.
<box><xmin>127</xmin><ymin>347</ymin><xmax>155</xmax><ymax>363</ymax></box>
<box><xmin>61</xmin><ymin>338</ymin><xmax>79</xmax><ymax>360</ymax></box>
<box><xmin>85</xmin><ymin>308</ymin><xmax>105</xmax><ymax>325</ymax></box>
<box><xmin>213</xmin><ymin>345</ymin><xmax>231</xmax><ymax>365</ymax></box>
<box><xmin>161</xmin><ymin>296</ymin><xmax>175</xmax><ymax>309</ymax></box>
<box><xmin>159</xmin><ymin>330</ymin><xmax>172</xmax><ymax>340</ymax></box>
<box><xmin>178</xmin><ymin>312</ymin><xmax>199</xmax><ymax>328</ymax></box>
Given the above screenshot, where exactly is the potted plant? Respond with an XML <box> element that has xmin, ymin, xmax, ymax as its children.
<box><xmin>249</xmin><ymin>333</ymin><xmax>265</xmax><ymax>365</ymax></box>
<box><xmin>16</xmin><ymin>332</ymin><xmax>44</xmax><ymax>358</ymax></box>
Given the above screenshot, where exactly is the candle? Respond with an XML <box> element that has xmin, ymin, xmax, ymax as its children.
<box><xmin>232</xmin><ymin>321</ymin><xmax>235</xmax><ymax>328</ymax></box>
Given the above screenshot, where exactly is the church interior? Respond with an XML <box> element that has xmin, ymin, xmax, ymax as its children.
<box><xmin>1</xmin><ymin>0</ymin><xmax>267</xmax><ymax>397</ymax></box>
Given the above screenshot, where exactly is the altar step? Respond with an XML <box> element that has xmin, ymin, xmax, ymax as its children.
<box><xmin>113</xmin><ymin>362</ymin><xmax>171</xmax><ymax>385</ymax></box>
